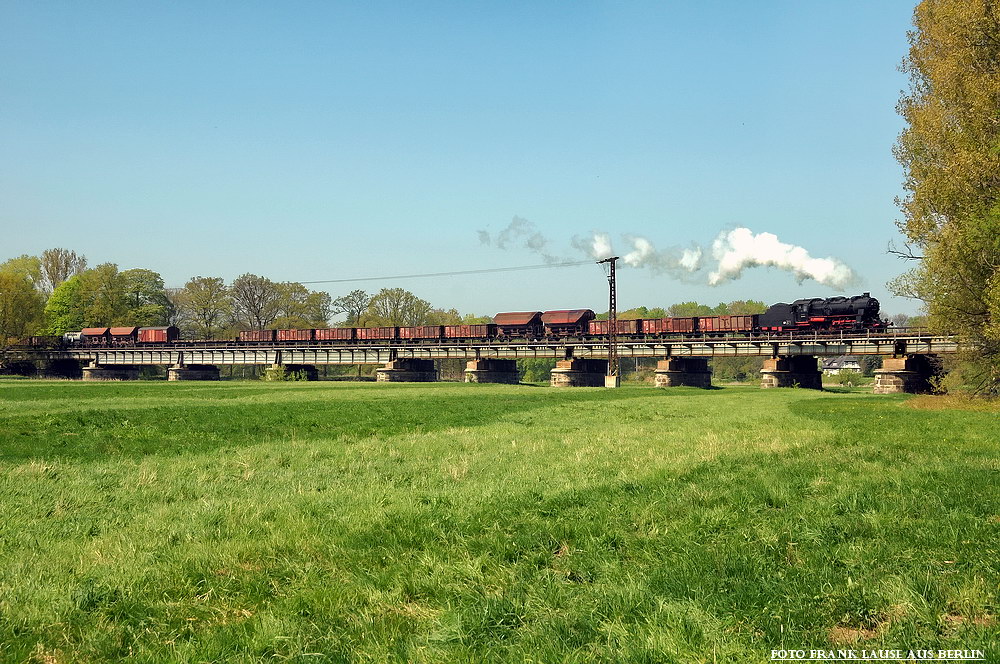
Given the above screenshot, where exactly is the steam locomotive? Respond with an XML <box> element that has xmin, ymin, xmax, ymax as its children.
<box><xmin>55</xmin><ymin>293</ymin><xmax>885</xmax><ymax>347</ymax></box>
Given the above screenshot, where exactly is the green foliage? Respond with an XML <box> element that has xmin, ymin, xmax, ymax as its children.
<box><xmin>667</xmin><ymin>301</ymin><xmax>715</xmax><ymax>317</ymax></box>
<box><xmin>426</xmin><ymin>308</ymin><xmax>463</xmax><ymax>325</ymax></box>
<box><xmin>119</xmin><ymin>268</ymin><xmax>173</xmax><ymax>326</ymax></box>
<box><xmin>261</xmin><ymin>365</ymin><xmax>312</xmax><ymax>381</ymax></box>
<box><xmin>894</xmin><ymin>0</ymin><xmax>1000</xmax><ymax>393</ymax></box>
<box><xmin>829</xmin><ymin>371</ymin><xmax>873</xmax><ymax>387</ymax></box>
<box><xmin>363</xmin><ymin>288</ymin><xmax>432</xmax><ymax>326</ymax></box>
<box><xmin>0</xmin><ymin>382</ymin><xmax>997</xmax><ymax>660</ymax></box>
<box><xmin>0</xmin><ymin>268</ymin><xmax>45</xmax><ymax>341</ymax></box>
<box><xmin>41</xmin><ymin>264</ymin><xmax>173</xmax><ymax>330</ymax></box>
<box><xmin>230</xmin><ymin>273</ymin><xmax>282</xmax><ymax>330</ymax></box>
<box><xmin>175</xmin><ymin>276</ymin><xmax>231</xmax><ymax>339</ymax></box>
<box><xmin>273</xmin><ymin>282</ymin><xmax>332</xmax><ymax>329</ymax></box>
<box><xmin>332</xmin><ymin>289</ymin><xmax>370</xmax><ymax>325</ymax></box>
<box><xmin>711</xmin><ymin>356</ymin><xmax>764</xmax><ymax>382</ymax></box>
<box><xmin>517</xmin><ymin>358</ymin><xmax>557</xmax><ymax>382</ymax></box>
<box><xmin>0</xmin><ymin>254</ymin><xmax>42</xmax><ymax>290</ymax></box>
<box><xmin>41</xmin><ymin>274</ymin><xmax>86</xmax><ymax>335</ymax></box>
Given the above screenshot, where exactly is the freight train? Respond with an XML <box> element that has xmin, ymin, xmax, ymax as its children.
<box><xmin>47</xmin><ymin>293</ymin><xmax>884</xmax><ymax>347</ymax></box>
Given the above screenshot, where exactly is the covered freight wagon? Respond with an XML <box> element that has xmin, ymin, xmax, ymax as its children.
<box><xmin>109</xmin><ymin>327</ymin><xmax>139</xmax><ymax>345</ymax></box>
<box><xmin>80</xmin><ymin>327</ymin><xmax>111</xmax><ymax>345</ymax></box>
<box><xmin>138</xmin><ymin>326</ymin><xmax>180</xmax><ymax>343</ymax></box>
<box><xmin>542</xmin><ymin>309</ymin><xmax>595</xmax><ymax>336</ymax></box>
<box><xmin>493</xmin><ymin>312</ymin><xmax>542</xmax><ymax>338</ymax></box>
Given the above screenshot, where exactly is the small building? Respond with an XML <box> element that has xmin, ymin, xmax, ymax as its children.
<box><xmin>821</xmin><ymin>356</ymin><xmax>862</xmax><ymax>375</ymax></box>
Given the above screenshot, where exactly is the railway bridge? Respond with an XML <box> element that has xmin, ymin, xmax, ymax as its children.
<box><xmin>3</xmin><ymin>329</ymin><xmax>960</xmax><ymax>393</ymax></box>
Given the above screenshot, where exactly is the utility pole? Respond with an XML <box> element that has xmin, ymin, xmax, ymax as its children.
<box><xmin>597</xmin><ymin>256</ymin><xmax>620</xmax><ymax>388</ymax></box>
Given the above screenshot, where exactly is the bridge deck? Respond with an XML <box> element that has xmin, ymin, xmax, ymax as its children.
<box><xmin>5</xmin><ymin>330</ymin><xmax>960</xmax><ymax>366</ymax></box>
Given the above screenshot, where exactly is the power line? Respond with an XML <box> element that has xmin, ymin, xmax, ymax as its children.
<box><xmin>1</xmin><ymin>260</ymin><xmax>597</xmax><ymax>296</ymax></box>
<box><xmin>294</xmin><ymin>260</ymin><xmax>596</xmax><ymax>286</ymax></box>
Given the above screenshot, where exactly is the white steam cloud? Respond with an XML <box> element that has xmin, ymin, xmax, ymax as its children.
<box><xmin>478</xmin><ymin>217</ymin><xmax>857</xmax><ymax>289</ymax></box>
<box><xmin>708</xmin><ymin>228</ymin><xmax>855</xmax><ymax>288</ymax></box>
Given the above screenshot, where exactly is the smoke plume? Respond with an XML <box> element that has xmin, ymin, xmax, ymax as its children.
<box><xmin>708</xmin><ymin>227</ymin><xmax>856</xmax><ymax>288</ymax></box>
<box><xmin>478</xmin><ymin>217</ymin><xmax>856</xmax><ymax>289</ymax></box>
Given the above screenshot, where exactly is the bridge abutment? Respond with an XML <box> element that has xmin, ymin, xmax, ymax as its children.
<box><xmin>550</xmin><ymin>359</ymin><xmax>608</xmax><ymax>387</ymax></box>
<box><xmin>873</xmin><ymin>355</ymin><xmax>936</xmax><ymax>394</ymax></box>
<box><xmin>376</xmin><ymin>359</ymin><xmax>438</xmax><ymax>382</ymax></box>
<box><xmin>167</xmin><ymin>364</ymin><xmax>221</xmax><ymax>381</ymax></box>
<box><xmin>760</xmin><ymin>356</ymin><xmax>822</xmax><ymax>389</ymax></box>
<box><xmin>82</xmin><ymin>362</ymin><xmax>140</xmax><ymax>381</ymax></box>
<box><xmin>464</xmin><ymin>359</ymin><xmax>519</xmax><ymax>384</ymax></box>
<box><xmin>654</xmin><ymin>357</ymin><xmax>712</xmax><ymax>388</ymax></box>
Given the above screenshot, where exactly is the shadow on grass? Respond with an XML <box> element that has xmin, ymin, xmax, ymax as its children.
<box><xmin>0</xmin><ymin>386</ymin><xmax>665</xmax><ymax>462</ymax></box>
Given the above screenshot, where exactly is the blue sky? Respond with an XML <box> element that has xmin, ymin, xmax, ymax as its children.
<box><xmin>1</xmin><ymin>1</ymin><xmax>921</xmax><ymax>316</ymax></box>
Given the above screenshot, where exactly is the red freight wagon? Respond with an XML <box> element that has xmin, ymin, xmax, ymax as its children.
<box><xmin>493</xmin><ymin>311</ymin><xmax>543</xmax><ymax>337</ymax></box>
<box><xmin>277</xmin><ymin>329</ymin><xmax>314</xmax><ymax>341</ymax></box>
<box><xmin>542</xmin><ymin>309</ymin><xmax>596</xmax><ymax>336</ymax></box>
<box><xmin>80</xmin><ymin>327</ymin><xmax>110</xmax><ymax>344</ymax></box>
<box><xmin>109</xmin><ymin>326</ymin><xmax>139</xmax><ymax>344</ymax></box>
<box><xmin>398</xmin><ymin>326</ymin><xmax>443</xmax><ymax>340</ymax></box>
<box><xmin>641</xmin><ymin>317</ymin><xmax>697</xmax><ymax>334</ymax></box>
<box><xmin>314</xmin><ymin>328</ymin><xmax>354</xmax><ymax>341</ymax></box>
<box><xmin>697</xmin><ymin>315</ymin><xmax>758</xmax><ymax>333</ymax></box>
<box><xmin>443</xmin><ymin>324</ymin><xmax>495</xmax><ymax>339</ymax></box>
<box><xmin>587</xmin><ymin>319</ymin><xmax>641</xmax><ymax>336</ymax></box>
<box><xmin>138</xmin><ymin>326</ymin><xmax>180</xmax><ymax>343</ymax></box>
<box><xmin>356</xmin><ymin>327</ymin><xmax>397</xmax><ymax>341</ymax></box>
<box><xmin>239</xmin><ymin>329</ymin><xmax>277</xmax><ymax>342</ymax></box>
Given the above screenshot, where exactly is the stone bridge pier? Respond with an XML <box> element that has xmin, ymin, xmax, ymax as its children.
<box><xmin>465</xmin><ymin>359</ymin><xmax>519</xmax><ymax>384</ymax></box>
<box><xmin>760</xmin><ymin>356</ymin><xmax>822</xmax><ymax>389</ymax></box>
<box><xmin>376</xmin><ymin>359</ymin><xmax>437</xmax><ymax>382</ymax></box>
<box><xmin>550</xmin><ymin>358</ymin><xmax>608</xmax><ymax>387</ymax></box>
<box><xmin>168</xmin><ymin>364</ymin><xmax>221</xmax><ymax>381</ymax></box>
<box><xmin>82</xmin><ymin>361</ymin><xmax>140</xmax><ymax>381</ymax></box>
<box><xmin>874</xmin><ymin>355</ymin><xmax>937</xmax><ymax>394</ymax></box>
<box><xmin>654</xmin><ymin>357</ymin><xmax>712</xmax><ymax>387</ymax></box>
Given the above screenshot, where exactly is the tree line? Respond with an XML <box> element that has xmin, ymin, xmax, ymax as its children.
<box><xmin>0</xmin><ymin>249</ymin><xmax>494</xmax><ymax>342</ymax></box>
<box><xmin>893</xmin><ymin>0</ymin><xmax>1000</xmax><ymax>393</ymax></box>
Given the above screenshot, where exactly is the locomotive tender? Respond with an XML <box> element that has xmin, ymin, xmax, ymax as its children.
<box><xmin>57</xmin><ymin>293</ymin><xmax>885</xmax><ymax>347</ymax></box>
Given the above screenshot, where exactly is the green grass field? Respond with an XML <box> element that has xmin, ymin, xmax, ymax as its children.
<box><xmin>0</xmin><ymin>380</ymin><xmax>997</xmax><ymax>663</ymax></box>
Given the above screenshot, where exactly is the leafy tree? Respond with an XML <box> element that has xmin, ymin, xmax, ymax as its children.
<box><xmin>175</xmin><ymin>276</ymin><xmax>231</xmax><ymax>339</ymax></box>
<box><xmin>725</xmin><ymin>300</ymin><xmax>767</xmax><ymax>315</ymax></box>
<box><xmin>893</xmin><ymin>0</ymin><xmax>1000</xmax><ymax>392</ymax></box>
<box><xmin>667</xmin><ymin>301</ymin><xmax>715</xmax><ymax>317</ymax></box>
<box><xmin>272</xmin><ymin>283</ymin><xmax>333</xmax><ymax>329</ymax></box>
<box><xmin>0</xmin><ymin>255</ymin><xmax>43</xmax><ymax>291</ymax></box>
<box><xmin>41</xmin><ymin>275</ymin><xmax>87</xmax><ymax>335</ymax></box>
<box><xmin>332</xmin><ymin>290</ymin><xmax>370</xmax><ymax>325</ymax></box>
<box><xmin>230</xmin><ymin>274</ymin><xmax>282</xmax><ymax>330</ymax></box>
<box><xmin>426</xmin><ymin>308</ymin><xmax>462</xmax><ymax>325</ymax></box>
<box><xmin>77</xmin><ymin>263</ymin><xmax>129</xmax><ymax>325</ymax></box>
<box><xmin>0</xmin><ymin>269</ymin><xmax>45</xmax><ymax>341</ymax></box>
<box><xmin>119</xmin><ymin>269</ymin><xmax>173</xmax><ymax>326</ymax></box>
<box><xmin>363</xmin><ymin>288</ymin><xmax>432</xmax><ymax>326</ymax></box>
<box><xmin>39</xmin><ymin>248</ymin><xmax>87</xmax><ymax>293</ymax></box>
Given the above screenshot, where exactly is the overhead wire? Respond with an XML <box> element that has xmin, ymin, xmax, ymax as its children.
<box><xmin>0</xmin><ymin>260</ymin><xmax>599</xmax><ymax>295</ymax></box>
<box><xmin>293</xmin><ymin>260</ymin><xmax>596</xmax><ymax>286</ymax></box>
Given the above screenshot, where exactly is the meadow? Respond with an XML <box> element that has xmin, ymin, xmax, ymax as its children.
<box><xmin>0</xmin><ymin>379</ymin><xmax>996</xmax><ymax>663</ymax></box>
